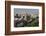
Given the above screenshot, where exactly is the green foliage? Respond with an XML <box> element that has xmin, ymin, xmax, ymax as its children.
<box><xmin>26</xmin><ymin>15</ymin><xmax>31</xmax><ymax>21</ymax></box>
<box><xmin>15</xmin><ymin>15</ymin><xmax>39</xmax><ymax>27</ymax></box>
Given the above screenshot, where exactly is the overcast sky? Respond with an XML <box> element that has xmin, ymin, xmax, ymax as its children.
<box><xmin>14</xmin><ymin>8</ymin><xmax>39</xmax><ymax>16</ymax></box>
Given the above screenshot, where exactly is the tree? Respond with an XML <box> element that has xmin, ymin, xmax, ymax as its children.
<box><xmin>26</xmin><ymin>15</ymin><xmax>31</xmax><ymax>21</ymax></box>
<box><xmin>16</xmin><ymin>14</ymin><xmax>18</xmax><ymax>18</ymax></box>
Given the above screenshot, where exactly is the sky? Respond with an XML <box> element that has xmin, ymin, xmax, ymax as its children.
<box><xmin>14</xmin><ymin>8</ymin><xmax>39</xmax><ymax>16</ymax></box>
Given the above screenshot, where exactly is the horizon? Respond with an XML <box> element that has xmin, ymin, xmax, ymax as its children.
<box><xmin>14</xmin><ymin>8</ymin><xmax>39</xmax><ymax>16</ymax></box>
